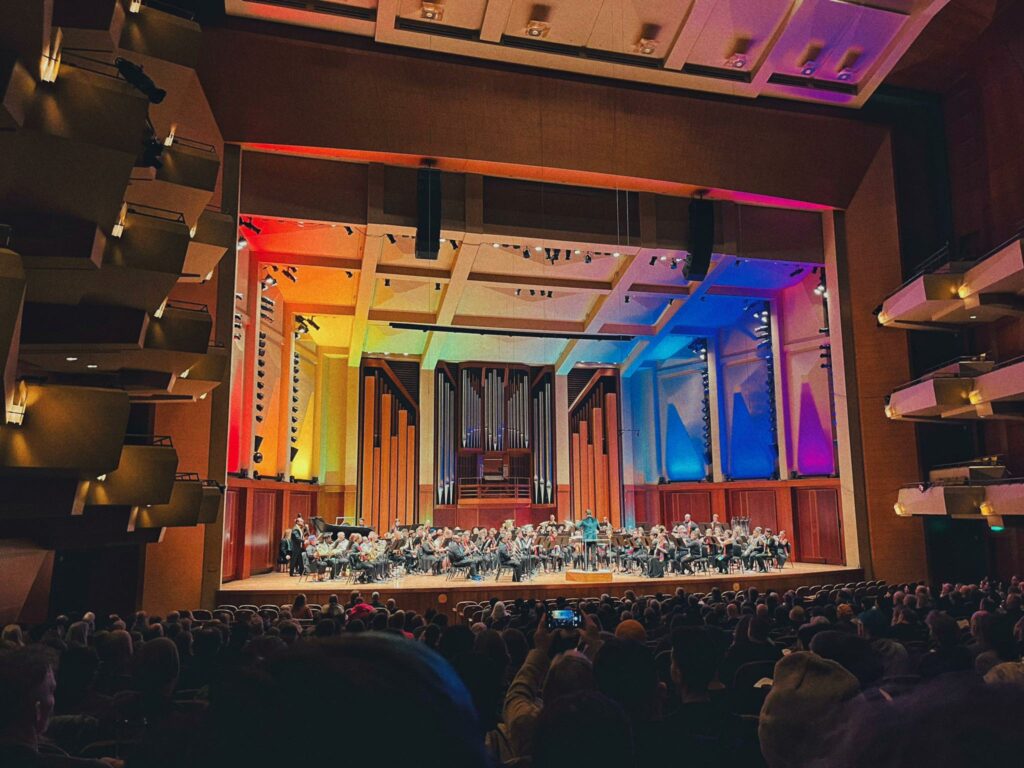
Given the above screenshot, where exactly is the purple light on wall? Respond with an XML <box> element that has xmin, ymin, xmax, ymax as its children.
<box><xmin>796</xmin><ymin>382</ymin><xmax>834</xmax><ymax>476</ymax></box>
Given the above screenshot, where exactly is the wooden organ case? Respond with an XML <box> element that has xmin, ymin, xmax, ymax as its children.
<box><xmin>569</xmin><ymin>368</ymin><xmax>624</xmax><ymax>527</ymax></box>
<box><xmin>358</xmin><ymin>360</ymin><xmax>418</xmax><ymax>531</ymax></box>
<box><xmin>434</xmin><ymin>363</ymin><xmax>556</xmax><ymax>529</ymax></box>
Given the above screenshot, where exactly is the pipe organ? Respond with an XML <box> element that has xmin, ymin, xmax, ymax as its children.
<box><xmin>569</xmin><ymin>369</ymin><xmax>623</xmax><ymax>528</ymax></box>
<box><xmin>434</xmin><ymin>363</ymin><xmax>555</xmax><ymax>511</ymax></box>
<box><xmin>359</xmin><ymin>360</ymin><xmax>418</xmax><ymax>530</ymax></box>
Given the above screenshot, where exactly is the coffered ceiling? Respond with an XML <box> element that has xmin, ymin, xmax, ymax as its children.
<box><xmin>224</xmin><ymin>0</ymin><xmax>950</xmax><ymax>107</ymax></box>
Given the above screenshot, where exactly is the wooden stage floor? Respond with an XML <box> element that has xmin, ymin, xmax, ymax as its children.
<box><xmin>218</xmin><ymin>562</ymin><xmax>862</xmax><ymax>617</ymax></box>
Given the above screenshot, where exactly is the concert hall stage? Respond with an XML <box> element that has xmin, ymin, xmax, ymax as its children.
<box><xmin>217</xmin><ymin>562</ymin><xmax>863</xmax><ymax>618</ymax></box>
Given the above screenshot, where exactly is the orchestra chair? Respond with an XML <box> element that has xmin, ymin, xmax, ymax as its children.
<box><xmin>446</xmin><ymin>561</ymin><xmax>474</xmax><ymax>580</ymax></box>
<box><xmin>495</xmin><ymin>561</ymin><xmax>518</xmax><ymax>581</ymax></box>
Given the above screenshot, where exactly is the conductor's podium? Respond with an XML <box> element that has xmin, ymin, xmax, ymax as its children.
<box><xmin>566</xmin><ymin>569</ymin><xmax>613</xmax><ymax>583</ymax></box>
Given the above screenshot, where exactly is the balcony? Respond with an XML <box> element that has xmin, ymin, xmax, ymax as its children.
<box><xmin>0</xmin><ymin>382</ymin><xmax>130</xmax><ymax>518</ymax></box>
<box><xmin>16</xmin><ymin>205</ymin><xmax>190</xmax><ymax>314</ymax></box>
<box><xmin>131</xmin><ymin>472</ymin><xmax>222</xmax><ymax>529</ymax></box>
<box><xmin>0</xmin><ymin>58</ymin><xmax>150</xmax><ymax>229</ymax></box>
<box><xmin>19</xmin><ymin>299</ymin><xmax>212</xmax><ymax>376</ymax></box>
<box><xmin>127</xmin><ymin>343</ymin><xmax>228</xmax><ymax>402</ymax></box>
<box><xmin>84</xmin><ymin>435</ymin><xmax>178</xmax><ymax>508</ymax></box>
<box><xmin>878</xmin><ymin>235</ymin><xmax>1024</xmax><ymax>330</ymax></box>
<box><xmin>182</xmin><ymin>208</ymin><xmax>234</xmax><ymax>281</ymax></box>
<box><xmin>119</xmin><ymin>4</ymin><xmax>202</xmax><ymax>69</ymax></box>
<box><xmin>884</xmin><ymin>357</ymin><xmax>993</xmax><ymax>421</ymax></box>
<box><xmin>126</xmin><ymin>138</ymin><xmax>220</xmax><ymax>229</ymax></box>
<box><xmin>894</xmin><ymin>460</ymin><xmax>1024</xmax><ymax>531</ymax></box>
<box><xmin>886</xmin><ymin>355</ymin><xmax>1024</xmax><ymax>423</ymax></box>
<box><xmin>53</xmin><ymin>0</ymin><xmax>127</xmax><ymax>53</ymax></box>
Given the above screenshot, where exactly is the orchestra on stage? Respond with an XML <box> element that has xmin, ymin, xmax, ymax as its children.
<box><xmin>281</xmin><ymin>511</ymin><xmax>792</xmax><ymax>584</ymax></box>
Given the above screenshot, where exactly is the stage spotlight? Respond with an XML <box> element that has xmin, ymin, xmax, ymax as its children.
<box><xmin>282</xmin><ymin>268</ymin><xmax>297</xmax><ymax>283</ymax></box>
<box><xmin>435</xmin><ymin>283</ymin><xmax>441</xmax><ymax>291</ymax></box>
<box><xmin>790</xmin><ymin>267</ymin><xmax>804</xmax><ymax>277</ymax></box>
<box><xmin>386</xmin><ymin>234</ymin><xmax>396</xmax><ymax>245</ymax></box>
<box><xmin>523</xmin><ymin>250</ymin><xmax>531</xmax><ymax>259</ymax></box>
<box><xmin>307</xmin><ymin>317</ymin><xmax>320</xmax><ymax>331</ymax></box>
<box><xmin>114</xmin><ymin>57</ymin><xmax>166</xmax><ymax>103</ymax></box>
<box><xmin>624</xmin><ymin>295</ymin><xmax>630</xmax><ymax>304</ymax></box>
<box><xmin>384</xmin><ymin>278</ymin><xmax>391</xmax><ymax>287</ymax></box>
<box><xmin>344</xmin><ymin>226</ymin><xmax>353</xmax><ymax>236</ymax></box>
<box><xmin>649</xmin><ymin>256</ymin><xmax>657</xmax><ymax>266</ymax></box>
<box><xmin>530</xmin><ymin>290</ymin><xmax>536</xmax><ymax>296</ymax></box>
<box><xmin>345</xmin><ymin>271</ymin><xmax>353</xmax><ymax>279</ymax></box>
<box><xmin>515</xmin><ymin>288</ymin><xmax>521</xmax><ymax>296</ymax></box>
<box><xmin>584</xmin><ymin>253</ymin><xmax>592</xmax><ymax>264</ymax></box>
<box><xmin>239</xmin><ymin>218</ymin><xmax>262</xmax><ymax>234</ymax></box>
<box><xmin>546</xmin><ymin>291</ymin><xmax>553</xmax><ymax>298</ymax></box>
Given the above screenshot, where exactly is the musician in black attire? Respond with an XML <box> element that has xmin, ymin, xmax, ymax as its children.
<box><xmin>419</xmin><ymin>532</ymin><xmax>440</xmax><ymax>574</ymax></box>
<box><xmin>447</xmin><ymin>535</ymin><xmax>482</xmax><ymax>579</ymax></box>
<box><xmin>289</xmin><ymin>517</ymin><xmax>306</xmax><ymax>576</ymax></box>
<box><xmin>497</xmin><ymin>533</ymin><xmax>523</xmax><ymax>582</ymax></box>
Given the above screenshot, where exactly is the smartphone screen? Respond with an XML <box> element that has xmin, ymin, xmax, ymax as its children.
<box><xmin>547</xmin><ymin>609</ymin><xmax>582</xmax><ymax>629</ymax></box>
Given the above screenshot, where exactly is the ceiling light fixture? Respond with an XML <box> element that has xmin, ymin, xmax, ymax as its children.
<box><xmin>421</xmin><ymin>1</ymin><xmax>443</xmax><ymax>20</ymax></box>
<box><xmin>636</xmin><ymin>38</ymin><xmax>658</xmax><ymax>56</ymax></box>
<box><xmin>526</xmin><ymin>20</ymin><xmax>550</xmax><ymax>38</ymax></box>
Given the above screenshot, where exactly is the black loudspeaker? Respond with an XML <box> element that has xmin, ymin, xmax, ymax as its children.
<box><xmin>685</xmin><ymin>198</ymin><xmax>714</xmax><ymax>280</ymax></box>
<box><xmin>290</xmin><ymin>447</ymin><xmax>299</xmax><ymax>462</ymax></box>
<box><xmin>415</xmin><ymin>167</ymin><xmax>442</xmax><ymax>260</ymax></box>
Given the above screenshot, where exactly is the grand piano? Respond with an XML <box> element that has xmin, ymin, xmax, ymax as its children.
<box><xmin>310</xmin><ymin>517</ymin><xmax>373</xmax><ymax>539</ymax></box>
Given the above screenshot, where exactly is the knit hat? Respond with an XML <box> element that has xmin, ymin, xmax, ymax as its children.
<box><xmin>614</xmin><ymin>619</ymin><xmax>647</xmax><ymax>643</ymax></box>
<box><xmin>759</xmin><ymin>651</ymin><xmax>860</xmax><ymax>768</ymax></box>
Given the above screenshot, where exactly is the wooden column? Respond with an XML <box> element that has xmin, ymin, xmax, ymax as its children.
<box><xmin>360</xmin><ymin>376</ymin><xmax>375</xmax><ymax>524</ymax></box>
<box><xmin>606</xmin><ymin>392</ymin><xmax>622</xmax><ymax>529</ymax></box>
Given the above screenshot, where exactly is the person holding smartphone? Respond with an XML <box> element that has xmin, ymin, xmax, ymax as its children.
<box><xmin>579</xmin><ymin>509</ymin><xmax>600</xmax><ymax>571</ymax></box>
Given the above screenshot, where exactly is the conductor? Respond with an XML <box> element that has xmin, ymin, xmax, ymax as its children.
<box><xmin>579</xmin><ymin>509</ymin><xmax>600</xmax><ymax>571</ymax></box>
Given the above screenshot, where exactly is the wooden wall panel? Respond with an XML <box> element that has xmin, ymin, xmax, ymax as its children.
<box><xmin>222</xmin><ymin>487</ymin><xmax>242</xmax><ymax>581</ymax></box>
<box><xmin>794</xmin><ymin>488</ymin><xmax>844</xmax><ymax>565</ymax></box>
<box><xmin>728</xmin><ymin>489</ymin><xmax>779</xmax><ymax>532</ymax></box>
<box><xmin>661</xmin><ymin>490</ymin><xmax>713</xmax><ymax>527</ymax></box>
<box><xmin>289</xmin><ymin>492</ymin><xmax>314</xmax><ymax>524</ymax></box>
<box><xmin>249</xmin><ymin>490</ymin><xmax>277</xmax><ymax>574</ymax></box>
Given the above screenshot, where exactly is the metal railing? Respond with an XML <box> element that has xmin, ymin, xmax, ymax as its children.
<box><xmin>457</xmin><ymin>477</ymin><xmax>532</xmax><ymax>500</ymax></box>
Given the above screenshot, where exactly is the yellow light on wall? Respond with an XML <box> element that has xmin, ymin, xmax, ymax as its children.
<box><xmin>969</xmin><ymin>389</ymin><xmax>984</xmax><ymax>405</ymax></box>
<box><xmin>111</xmin><ymin>203</ymin><xmax>128</xmax><ymax>239</ymax></box>
<box><xmin>39</xmin><ymin>28</ymin><xmax>62</xmax><ymax>83</ymax></box>
<box><xmin>894</xmin><ymin>502</ymin><xmax>908</xmax><ymax>517</ymax></box>
<box><xmin>5</xmin><ymin>381</ymin><xmax>28</xmax><ymax>426</ymax></box>
<box><xmin>877</xmin><ymin>310</ymin><xmax>890</xmax><ymax>325</ymax></box>
<box><xmin>957</xmin><ymin>284</ymin><xmax>971</xmax><ymax>299</ymax></box>
<box><xmin>884</xmin><ymin>404</ymin><xmax>898</xmax><ymax>419</ymax></box>
<box><xmin>980</xmin><ymin>501</ymin><xmax>995</xmax><ymax>517</ymax></box>
<box><xmin>129</xmin><ymin>1</ymin><xmax>142</xmax><ymax>13</ymax></box>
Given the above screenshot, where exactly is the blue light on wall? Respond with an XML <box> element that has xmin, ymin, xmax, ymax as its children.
<box><xmin>665</xmin><ymin>403</ymin><xmax>706</xmax><ymax>481</ymax></box>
